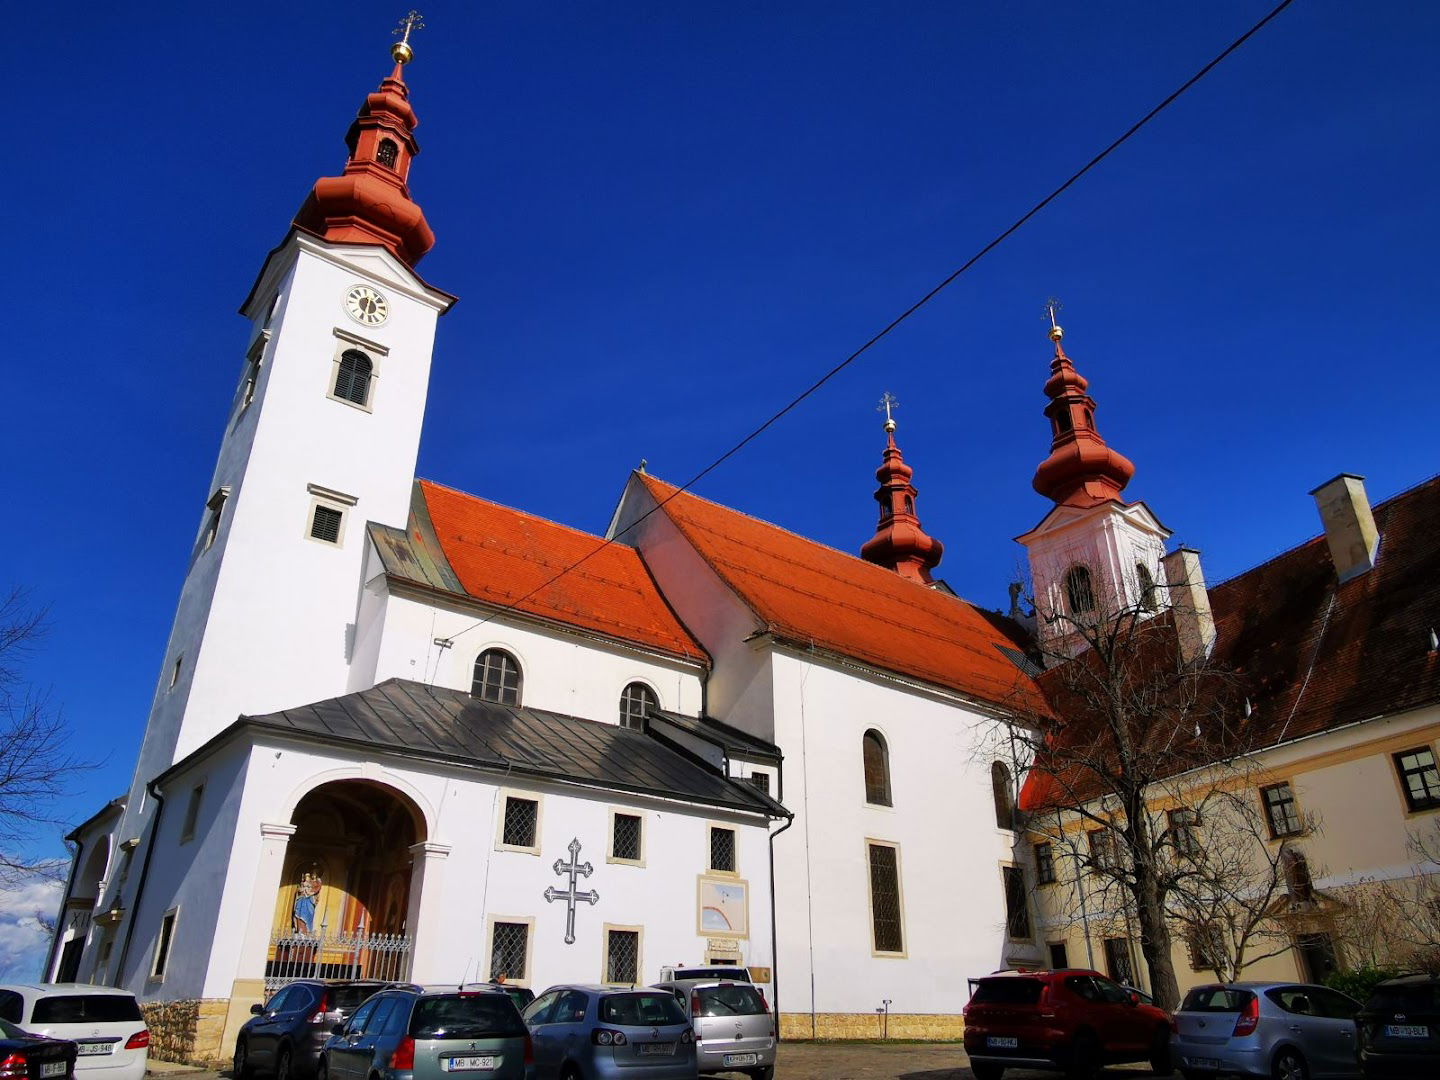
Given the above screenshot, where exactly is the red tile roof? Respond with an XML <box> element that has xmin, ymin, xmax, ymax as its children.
<box><xmin>415</xmin><ymin>479</ymin><xmax>707</xmax><ymax>663</ymax></box>
<box><xmin>1019</xmin><ymin>474</ymin><xmax>1440</xmax><ymax>812</ymax></box>
<box><xmin>636</xmin><ymin>473</ymin><xmax>1047</xmax><ymax>713</ymax></box>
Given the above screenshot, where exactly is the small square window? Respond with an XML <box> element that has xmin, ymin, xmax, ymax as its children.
<box><xmin>489</xmin><ymin>920</ymin><xmax>529</xmax><ymax>981</ymax></box>
<box><xmin>1393</xmin><ymin>747</ymin><xmax>1440</xmax><ymax>812</ymax></box>
<box><xmin>747</xmin><ymin>773</ymin><xmax>770</xmax><ymax>795</ymax></box>
<box><xmin>606</xmin><ymin>928</ymin><xmax>640</xmax><ymax>985</ymax></box>
<box><xmin>310</xmin><ymin>505</ymin><xmax>343</xmax><ymax>545</ymax></box>
<box><xmin>502</xmin><ymin>797</ymin><xmax>539</xmax><ymax>849</ymax></box>
<box><xmin>611</xmin><ymin>813</ymin><xmax>642</xmax><ymax>862</ymax></box>
<box><xmin>709</xmin><ymin>827</ymin><xmax>736</xmax><ymax>873</ymax></box>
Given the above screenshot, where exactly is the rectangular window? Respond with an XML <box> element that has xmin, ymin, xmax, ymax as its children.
<box><xmin>169</xmin><ymin>655</ymin><xmax>183</xmax><ymax>689</ymax></box>
<box><xmin>1048</xmin><ymin>941</ymin><xmax>1070</xmax><ymax>969</ymax></box>
<box><xmin>1187</xmin><ymin>925</ymin><xmax>1226</xmax><ymax>972</ymax></box>
<box><xmin>501</xmin><ymin>797</ymin><xmax>539</xmax><ymax>849</ymax></box>
<box><xmin>310</xmin><ymin>504</ymin><xmax>343</xmax><ymax>544</ymax></box>
<box><xmin>240</xmin><ymin>336</ymin><xmax>265</xmax><ymax>409</ymax></box>
<box><xmin>305</xmin><ymin>484</ymin><xmax>357</xmax><ymax>549</ymax></box>
<box><xmin>488</xmin><ymin>920</ymin><xmax>529</xmax><ymax>981</ymax></box>
<box><xmin>203</xmin><ymin>488</ymin><xmax>228</xmax><ymax>550</ymax></box>
<box><xmin>1034</xmin><ymin>842</ymin><xmax>1056</xmax><ymax>885</ymax></box>
<box><xmin>606</xmin><ymin>928</ymin><xmax>640</xmax><ymax>985</ymax></box>
<box><xmin>1087</xmin><ymin>829</ymin><xmax>1119</xmax><ymax>873</ymax></box>
<box><xmin>867</xmin><ymin>842</ymin><xmax>904</xmax><ymax>955</ymax></box>
<box><xmin>1261</xmin><ymin>782</ymin><xmax>1303</xmax><ymax>837</ymax></box>
<box><xmin>709</xmin><ymin>826</ymin><xmax>736</xmax><ymax>873</ymax></box>
<box><xmin>1393</xmin><ymin>747</ymin><xmax>1440</xmax><ymax>812</ymax></box>
<box><xmin>1168</xmin><ymin>807</ymin><xmax>1201</xmax><ymax>856</ymax></box>
<box><xmin>179</xmin><ymin>784</ymin><xmax>204</xmax><ymax>844</ymax></box>
<box><xmin>151</xmin><ymin>910</ymin><xmax>177</xmax><ymax>979</ymax></box>
<box><xmin>1102</xmin><ymin>937</ymin><xmax>1133</xmax><ymax>986</ymax></box>
<box><xmin>611</xmin><ymin>813</ymin><xmax>642</xmax><ymax>862</ymax></box>
<box><xmin>747</xmin><ymin>772</ymin><xmax>770</xmax><ymax>795</ymax></box>
<box><xmin>1003</xmin><ymin>865</ymin><xmax>1031</xmax><ymax>939</ymax></box>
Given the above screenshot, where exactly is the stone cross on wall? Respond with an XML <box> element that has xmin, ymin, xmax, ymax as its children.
<box><xmin>544</xmin><ymin>837</ymin><xmax>599</xmax><ymax>944</ymax></box>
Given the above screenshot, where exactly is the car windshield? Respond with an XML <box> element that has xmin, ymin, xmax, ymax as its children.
<box><xmin>328</xmin><ymin>985</ymin><xmax>386</xmax><ymax>1013</ymax></box>
<box><xmin>410</xmin><ymin>995</ymin><xmax>525</xmax><ymax>1039</ymax></box>
<box><xmin>673</xmin><ymin>968</ymin><xmax>745</xmax><ymax>981</ymax></box>
<box><xmin>1180</xmin><ymin>987</ymin><xmax>1254</xmax><ymax>1013</ymax></box>
<box><xmin>971</xmin><ymin>979</ymin><xmax>1044</xmax><ymax>1005</ymax></box>
<box><xmin>694</xmin><ymin>984</ymin><xmax>766</xmax><ymax>1017</ymax></box>
<box><xmin>1367</xmin><ymin>983</ymin><xmax>1440</xmax><ymax>1012</ymax></box>
<box><xmin>598</xmin><ymin>993</ymin><xmax>687</xmax><ymax>1027</ymax></box>
<box><xmin>31</xmin><ymin>996</ymin><xmax>144</xmax><ymax>1024</ymax></box>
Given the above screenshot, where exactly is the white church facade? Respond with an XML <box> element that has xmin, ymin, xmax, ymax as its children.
<box><xmin>46</xmin><ymin>37</ymin><xmax>1061</xmax><ymax>1061</ymax></box>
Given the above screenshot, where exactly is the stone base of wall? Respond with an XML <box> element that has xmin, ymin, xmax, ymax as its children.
<box><xmin>779</xmin><ymin>1011</ymin><xmax>964</xmax><ymax>1041</ymax></box>
<box><xmin>140</xmin><ymin>999</ymin><xmax>232</xmax><ymax>1067</ymax></box>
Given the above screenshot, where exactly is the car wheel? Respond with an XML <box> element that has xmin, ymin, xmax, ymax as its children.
<box><xmin>315</xmin><ymin>1059</ymin><xmax>328</xmax><ymax>1080</ymax></box>
<box><xmin>1066</xmin><ymin>1031</ymin><xmax>1101</xmax><ymax>1080</ymax></box>
<box><xmin>275</xmin><ymin>1046</ymin><xmax>293</xmax><ymax>1080</ymax></box>
<box><xmin>971</xmin><ymin>1063</ymin><xmax>1005</xmax><ymax>1080</ymax></box>
<box><xmin>1272</xmin><ymin>1047</ymin><xmax>1308</xmax><ymax>1080</ymax></box>
<box><xmin>234</xmin><ymin>1038</ymin><xmax>252</xmax><ymax>1080</ymax></box>
<box><xmin>560</xmin><ymin>1066</ymin><xmax>583</xmax><ymax>1080</ymax></box>
<box><xmin>1149</xmin><ymin>1026</ymin><xmax>1173</xmax><ymax>1076</ymax></box>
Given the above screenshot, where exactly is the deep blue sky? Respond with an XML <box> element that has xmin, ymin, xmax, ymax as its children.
<box><xmin>4</xmin><ymin>1</ymin><xmax>1437</xmax><ymax>850</ymax></box>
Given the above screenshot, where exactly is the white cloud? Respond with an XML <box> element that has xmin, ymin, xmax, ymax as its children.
<box><xmin>0</xmin><ymin>876</ymin><xmax>63</xmax><ymax>981</ymax></box>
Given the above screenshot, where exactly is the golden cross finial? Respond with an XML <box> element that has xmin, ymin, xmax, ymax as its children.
<box><xmin>391</xmin><ymin>10</ymin><xmax>425</xmax><ymax>64</ymax></box>
<box><xmin>877</xmin><ymin>391</ymin><xmax>899</xmax><ymax>432</ymax></box>
<box><xmin>1044</xmin><ymin>296</ymin><xmax>1064</xmax><ymax>343</ymax></box>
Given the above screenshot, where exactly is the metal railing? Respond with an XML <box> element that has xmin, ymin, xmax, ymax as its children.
<box><xmin>264</xmin><ymin>926</ymin><xmax>412</xmax><ymax>994</ymax></box>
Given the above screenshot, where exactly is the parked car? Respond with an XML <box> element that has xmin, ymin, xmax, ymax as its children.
<box><xmin>657</xmin><ymin>966</ymin><xmax>751</xmax><ymax>984</ymax></box>
<box><xmin>463</xmin><ymin>984</ymin><xmax>535</xmax><ymax>1015</ymax></box>
<box><xmin>0</xmin><ymin>985</ymin><xmax>147</xmax><ymax>1080</ymax></box>
<box><xmin>962</xmin><ymin>969</ymin><xmax>1172</xmax><ymax>1079</ymax></box>
<box><xmin>318</xmin><ymin>986</ymin><xmax>530</xmax><ymax>1080</ymax></box>
<box><xmin>1171</xmin><ymin>982</ymin><xmax>1361</xmax><ymax>1080</ymax></box>
<box><xmin>235</xmin><ymin>980</ymin><xmax>401</xmax><ymax>1080</ymax></box>
<box><xmin>1356</xmin><ymin>972</ymin><xmax>1440</xmax><ymax>1078</ymax></box>
<box><xmin>0</xmin><ymin>1017</ymin><xmax>77</xmax><ymax>1080</ymax></box>
<box><xmin>522</xmin><ymin>985</ymin><xmax>696</xmax><ymax>1080</ymax></box>
<box><xmin>653</xmin><ymin>978</ymin><xmax>774</xmax><ymax>1079</ymax></box>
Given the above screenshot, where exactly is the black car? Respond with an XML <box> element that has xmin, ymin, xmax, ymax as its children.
<box><xmin>236</xmin><ymin>981</ymin><xmax>398</xmax><ymax>1080</ymax></box>
<box><xmin>1357</xmin><ymin>972</ymin><xmax>1440</xmax><ymax>1078</ymax></box>
<box><xmin>0</xmin><ymin>1017</ymin><xmax>77</xmax><ymax>1080</ymax></box>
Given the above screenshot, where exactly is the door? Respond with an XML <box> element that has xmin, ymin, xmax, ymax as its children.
<box><xmin>522</xmin><ymin>992</ymin><xmax>562</xmax><ymax>1075</ymax></box>
<box><xmin>351</xmin><ymin>997</ymin><xmax>401</xmax><ymax>1076</ymax></box>
<box><xmin>549</xmin><ymin>991</ymin><xmax>591</xmax><ymax>1070</ymax></box>
<box><xmin>1309</xmin><ymin>988</ymin><xmax>1362</xmax><ymax>1078</ymax></box>
<box><xmin>328</xmin><ymin>996</ymin><xmax>380</xmax><ymax>1080</ymax></box>
<box><xmin>252</xmin><ymin>987</ymin><xmax>300</xmax><ymax>1066</ymax></box>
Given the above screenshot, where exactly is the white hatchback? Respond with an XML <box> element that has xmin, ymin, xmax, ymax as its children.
<box><xmin>0</xmin><ymin>985</ymin><xmax>149</xmax><ymax>1080</ymax></box>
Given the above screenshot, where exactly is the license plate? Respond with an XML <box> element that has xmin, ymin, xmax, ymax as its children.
<box><xmin>442</xmin><ymin>1056</ymin><xmax>495</xmax><ymax>1072</ymax></box>
<box><xmin>1186</xmin><ymin>1058</ymin><xmax>1222</xmax><ymax>1070</ymax></box>
<box><xmin>986</xmin><ymin>1036</ymin><xmax>1018</xmax><ymax>1049</ymax></box>
<box><xmin>639</xmin><ymin>1043</ymin><xmax>674</xmax><ymax>1056</ymax></box>
<box><xmin>1384</xmin><ymin>1024</ymin><xmax>1429</xmax><ymax>1038</ymax></box>
<box><xmin>41</xmin><ymin>1063</ymin><xmax>66</xmax><ymax>1078</ymax></box>
<box><xmin>723</xmin><ymin>1053</ymin><xmax>759</xmax><ymax>1066</ymax></box>
<box><xmin>76</xmin><ymin>1044</ymin><xmax>113</xmax><ymax>1057</ymax></box>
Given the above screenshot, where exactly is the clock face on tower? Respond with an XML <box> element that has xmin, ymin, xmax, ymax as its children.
<box><xmin>344</xmin><ymin>285</ymin><xmax>389</xmax><ymax>326</ymax></box>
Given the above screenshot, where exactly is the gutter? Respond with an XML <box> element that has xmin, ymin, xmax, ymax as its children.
<box><xmin>766</xmin><ymin>815</ymin><xmax>795</xmax><ymax>1039</ymax></box>
<box><xmin>112</xmin><ymin>780</ymin><xmax>166</xmax><ymax>988</ymax></box>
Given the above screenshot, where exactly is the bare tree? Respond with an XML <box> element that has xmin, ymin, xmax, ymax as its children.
<box><xmin>1329</xmin><ymin>822</ymin><xmax>1440</xmax><ymax>975</ymax></box>
<box><xmin>0</xmin><ymin>588</ymin><xmax>88</xmax><ymax>883</ymax></box>
<box><xmin>984</xmin><ymin>562</ymin><xmax>1251</xmax><ymax>1009</ymax></box>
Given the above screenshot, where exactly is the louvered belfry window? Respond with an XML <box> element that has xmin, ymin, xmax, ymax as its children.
<box><xmin>376</xmin><ymin>138</ymin><xmax>399</xmax><ymax>168</ymax></box>
<box><xmin>310</xmin><ymin>505</ymin><xmax>343</xmax><ymax>544</ymax></box>
<box><xmin>868</xmin><ymin>843</ymin><xmax>903</xmax><ymax>953</ymax></box>
<box><xmin>333</xmin><ymin>349</ymin><xmax>373</xmax><ymax>406</ymax></box>
<box><xmin>618</xmin><ymin>683</ymin><xmax>656</xmax><ymax>729</ymax></box>
<box><xmin>473</xmin><ymin>649</ymin><xmax>522</xmax><ymax>705</ymax></box>
<box><xmin>862</xmin><ymin>730</ymin><xmax>891</xmax><ymax>806</ymax></box>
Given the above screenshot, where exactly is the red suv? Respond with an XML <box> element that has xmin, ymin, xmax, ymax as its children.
<box><xmin>963</xmin><ymin>969</ymin><xmax>1172</xmax><ymax>1079</ymax></box>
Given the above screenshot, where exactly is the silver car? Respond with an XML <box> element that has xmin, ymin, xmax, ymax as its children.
<box><xmin>653</xmin><ymin>979</ymin><xmax>775</xmax><ymax>1080</ymax></box>
<box><xmin>1172</xmin><ymin>982</ymin><xmax>1362</xmax><ymax>1079</ymax></box>
<box><xmin>522</xmin><ymin>985</ymin><xmax>695</xmax><ymax>1080</ymax></box>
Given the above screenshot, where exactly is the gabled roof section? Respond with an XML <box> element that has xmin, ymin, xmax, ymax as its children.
<box><xmin>650</xmin><ymin>708</ymin><xmax>782</xmax><ymax>763</ymax></box>
<box><xmin>373</xmin><ymin>480</ymin><xmax>707</xmax><ymax>664</ymax></box>
<box><xmin>238</xmin><ymin>679</ymin><xmax>781</xmax><ymax>817</ymax></box>
<box><xmin>635</xmin><ymin>474</ymin><xmax>1046</xmax><ymax>714</ymax></box>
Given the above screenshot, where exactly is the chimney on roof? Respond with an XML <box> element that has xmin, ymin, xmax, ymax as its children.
<box><xmin>1161</xmin><ymin>547</ymin><xmax>1216</xmax><ymax>666</ymax></box>
<box><xmin>1309</xmin><ymin>473</ymin><xmax>1379</xmax><ymax>583</ymax></box>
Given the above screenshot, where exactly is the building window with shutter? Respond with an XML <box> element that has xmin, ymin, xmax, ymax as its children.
<box><xmin>487</xmin><ymin>918</ymin><xmax>531</xmax><ymax>983</ymax></box>
<box><xmin>609</xmin><ymin>810</ymin><xmax>644</xmax><ymax>866</ymax></box>
<box><xmin>618</xmin><ymin>683</ymin><xmax>656</xmax><ymax>729</ymax></box>
<box><xmin>332</xmin><ymin>349</ymin><xmax>373</xmax><ymax>407</ymax></box>
<box><xmin>867</xmin><ymin>840</ymin><xmax>905</xmax><ymax>956</ymax></box>
<box><xmin>473</xmin><ymin>649</ymin><xmax>522</xmax><ymax>705</ymax></box>
<box><xmin>605</xmin><ymin>926</ymin><xmax>642</xmax><ymax>985</ymax></box>
<box><xmin>862</xmin><ymin>730</ymin><xmax>892</xmax><ymax>806</ymax></box>
<box><xmin>496</xmin><ymin>793</ymin><xmax>541</xmax><ymax>853</ymax></box>
<box><xmin>709</xmin><ymin>826</ymin><xmax>736</xmax><ymax>874</ymax></box>
<box><xmin>304</xmin><ymin>484</ymin><xmax>357</xmax><ymax>549</ymax></box>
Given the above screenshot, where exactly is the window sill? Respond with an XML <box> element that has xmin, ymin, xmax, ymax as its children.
<box><xmin>494</xmin><ymin>843</ymin><xmax>541</xmax><ymax>856</ymax></box>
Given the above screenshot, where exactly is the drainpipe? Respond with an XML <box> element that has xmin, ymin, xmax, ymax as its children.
<box><xmin>113</xmin><ymin>780</ymin><xmax>167</xmax><ymax>988</ymax></box>
<box><xmin>42</xmin><ymin>837</ymin><xmax>83</xmax><ymax>980</ymax></box>
<box><xmin>766</xmin><ymin>815</ymin><xmax>794</xmax><ymax>1041</ymax></box>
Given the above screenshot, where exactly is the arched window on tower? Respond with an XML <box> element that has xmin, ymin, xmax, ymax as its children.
<box><xmin>1065</xmin><ymin>565</ymin><xmax>1095</xmax><ymax>615</ymax></box>
<box><xmin>903</xmin><ymin>495</ymin><xmax>915</xmax><ymax>515</ymax></box>
<box><xmin>472</xmin><ymin>649</ymin><xmax>522</xmax><ymax>705</ymax></box>
<box><xmin>376</xmin><ymin>138</ymin><xmax>399</xmax><ymax>168</ymax></box>
<box><xmin>1136</xmin><ymin>563</ymin><xmax>1158</xmax><ymax>612</ymax></box>
<box><xmin>333</xmin><ymin>350</ymin><xmax>373</xmax><ymax>407</ymax></box>
<box><xmin>618</xmin><ymin>682</ymin><xmax>656</xmax><ymax>730</ymax></box>
<box><xmin>1054</xmin><ymin>408</ymin><xmax>1074</xmax><ymax>435</ymax></box>
<box><xmin>862</xmin><ymin>730</ymin><xmax>892</xmax><ymax>806</ymax></box>
<box><xmin>992</xmin><ymin>761</ymin><xmax>1015</xmax><ymax>829</ymax></box>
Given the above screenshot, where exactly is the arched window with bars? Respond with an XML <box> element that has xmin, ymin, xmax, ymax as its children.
<box><xmin>1064</xmin><ymin>564</ymin><xmax>1095</xmax><ymax>615</ymax></box>
<box><xmin>376</xmin><ymin>138</ymin><xmax>399</xmax><ymax>168</ymax></box>
<box><xmin>472</xmin><ymin>649</ymin><xmax>522</xmax><ymax>705</ymax></box>
<box><xmin>1136</xmin><ymin>562</ymin><xmax>1158</xmax><ymax>612</ymax></box>
<box><xmin>992</xmin><ymin>760</ymin><xmax>1015</xmax><ymax>829</ymax></box>
<box><xmin>332</xmin><ymin>349</ymin><xmax>373</xmax><ymax>407</ymax></box>
<box><xmin>618</xmin><ymin>682</ymin><xmax>656</xmax><ymax>730</ymax></box>
<box><xmin>862</xmin><ymin>730</ymin><xmax>892</xmax><ymax>806</ymax></box>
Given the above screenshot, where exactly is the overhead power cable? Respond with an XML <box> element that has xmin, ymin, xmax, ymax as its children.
<box><xmin>430</xmin><ymin>0</ymin><xmax>1298</xmax><ymax>656</ymax></box>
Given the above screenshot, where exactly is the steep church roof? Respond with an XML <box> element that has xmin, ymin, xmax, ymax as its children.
<box><xmin>370</xmin><ymin>480</ymin><xmax>707</xmax><ymax>664</ymax></box>
<box><xmin>634</xmin><ymin>473</ymin><xmax>1047</xmax><ymax>714</ymax></box>
<box><xmin>1019</xmin><ymin>473</ymin><xmax>1440</xmax><ymax>811</ymax></box>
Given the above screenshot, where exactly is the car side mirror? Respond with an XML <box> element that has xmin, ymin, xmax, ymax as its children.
<box><xmin>250</xmin><ymin>1003</ymin><xmax>264</xmax><ymax>1015</ymax></box>
<box><xmin>331</xmin><ymin>1022</ymin><xmax>347</xmax><ymax>1035</ymax></box>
